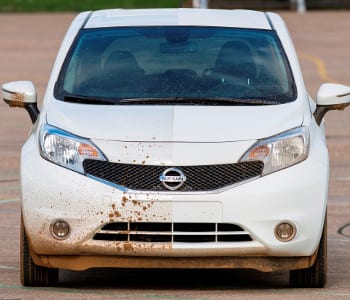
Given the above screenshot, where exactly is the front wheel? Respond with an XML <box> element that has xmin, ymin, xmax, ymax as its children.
<box><xmin>20</xmin><ymin>216</ymin><xmax>59</xmax><ymax>286</ymax></box>
<box><xmin>289</xmin><ymin>214</ymin><xmax>327</xmax><ymax>288</ymax></box>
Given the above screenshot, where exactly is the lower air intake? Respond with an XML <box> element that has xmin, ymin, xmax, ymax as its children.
<box><xmin>93</xmin><ymin>222</ymin><xmax>253</xmax><ymax>243</ymax></box>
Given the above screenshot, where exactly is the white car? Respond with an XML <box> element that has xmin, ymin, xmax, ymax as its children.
<box><xmin>2</xmin><ymin>8</ymin><xmax>350</xmax><ymax>288</ymax></box>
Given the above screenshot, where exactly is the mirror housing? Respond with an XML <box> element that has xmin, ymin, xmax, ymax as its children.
<box><xmin>314</xmin><ymin>83</ymin><xmax>350</xmax><ymax>125</ymax></box>
<box><xmin>2</xmin><ymin>81</ymin><xmax>40</xmax><ymax>124</ymax></box>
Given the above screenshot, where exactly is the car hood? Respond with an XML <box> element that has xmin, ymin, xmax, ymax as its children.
<box><xmin>46</xmin><ymin>100</ymin><xmax>305</xmax><ymax>143</ymax></box>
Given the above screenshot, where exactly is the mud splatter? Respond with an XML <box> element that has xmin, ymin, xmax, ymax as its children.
<box><xmin>8</xmin><ymin>93</ymin><xmax>25</xmax><ymax>107</ymax></box>
<box><xmin>132</xmin><ymin>200</ymin><xmax>140</xmax><ymax>206</ymax></box>
<box><xmin>123</xmin><ymin>243</ymin><xmax>133</xmax><ymax>251</ymax></box>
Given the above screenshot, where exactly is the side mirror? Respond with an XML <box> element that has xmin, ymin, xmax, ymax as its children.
<box><xmin>314</xmin><ymin>83</ymin><xmax>350</xmax><ymax>126</ymax></box>
<box><xmin>2</xmin><ymin>81</ymin><xmax>40</xmax><ymax>124</ymax></box>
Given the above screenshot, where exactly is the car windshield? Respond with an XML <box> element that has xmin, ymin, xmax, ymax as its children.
<box><xmin>55</xmin><ymin>26</ymin><xmax>296</xmax><ymax>105</ymax></box>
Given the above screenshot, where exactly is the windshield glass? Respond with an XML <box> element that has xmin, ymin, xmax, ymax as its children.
<box><xmin>55</xmin><ymin>26</ymin><xmax>296</xmax><ymax>104</ymax></box>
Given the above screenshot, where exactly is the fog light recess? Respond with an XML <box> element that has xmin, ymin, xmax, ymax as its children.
<box><xmin>50</xmin><ymin>220</ymin><xmax>70</xmax><ymax>240</ymax></box>
<box><xmin>274</xmin><ymin>221</ymin><xmax>296</xmax><ymax>242</ymax></box>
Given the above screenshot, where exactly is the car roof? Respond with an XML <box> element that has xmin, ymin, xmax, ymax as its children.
<box><xmin>84</xmin><ymin>8</ymin><xmax>272</xmax><ymax>30</ymax></box>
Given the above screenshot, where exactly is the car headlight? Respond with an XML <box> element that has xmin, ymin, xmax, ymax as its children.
<box><xmin>240</xmin><ymin>126</ymin><xmax>309</xmax><ymax>175</ymax></box>
<box><xmin>39</xmin><ymin>124</ymin><xmax>106</xmax><ymax>173</ymax></box>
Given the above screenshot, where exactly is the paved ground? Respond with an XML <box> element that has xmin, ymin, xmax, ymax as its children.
<box><xmin>1</xmin><ymin>11</ymin><xmax>350</xmax><ymax>299</ymax></box>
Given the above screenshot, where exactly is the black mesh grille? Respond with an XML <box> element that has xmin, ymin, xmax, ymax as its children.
<box><xmin>83</xmin><ymin>160</ymin><xmax>263</xmax><ymax>192</ymax></box>
<box><xmin>93</xmin><ymin>222</ymin><xmax>253</xmax><ymax>243</ymax></box>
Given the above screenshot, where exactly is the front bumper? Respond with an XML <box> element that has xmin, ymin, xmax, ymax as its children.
<box><xmin>21</xmin><ymin>133</ymin><xmax>328</xmax><ymax>270</ymax></box>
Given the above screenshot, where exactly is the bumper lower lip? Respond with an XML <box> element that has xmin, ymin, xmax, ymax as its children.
<box><xmin>30</xmin><ymin>248</ymin><xmax>318</xmax><ymax>272</ymax></box>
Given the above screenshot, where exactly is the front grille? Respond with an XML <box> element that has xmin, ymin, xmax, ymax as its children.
<box><xmin>83</xmin><ymin>160</ymin><xmax>263</xmax><ymax>192</ymax></box>
<box><xmin>93</xmin><ymin>222</ymin><xmax>253</xmax><ymax>243</ymax></box>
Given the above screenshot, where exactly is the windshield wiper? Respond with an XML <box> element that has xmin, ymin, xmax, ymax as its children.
<box><xmin>118</xmin><ymin>97</ymin><xmax>281</xmax><ymax>105</ymax></box>
<box><xmin>63</xmin><ymin>95</ymin><xmax>116</xmax><ymax>105</ymax></box>
<box><xmin>63</xmin><ymin>95</ymin><xmax>281</xmax><ymax>105</ymax></box>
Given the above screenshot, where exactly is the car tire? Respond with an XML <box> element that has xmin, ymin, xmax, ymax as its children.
<box><xmin>289</xmin><ymin>213</ymin><xmax>327</xmax><ymax>288</ymax></box>
<box><xmin>20</xmin><ymin>215</ymin><xmax>59</xmax><ymax>286</ymax></box>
